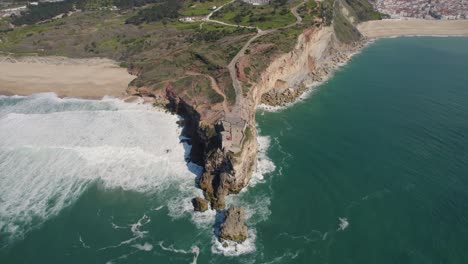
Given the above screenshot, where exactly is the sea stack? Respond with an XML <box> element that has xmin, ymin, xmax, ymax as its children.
<box><xmin>219</xmin><ymin>207</ymin><xmax>248</xmax><ymax>242</ymax></box>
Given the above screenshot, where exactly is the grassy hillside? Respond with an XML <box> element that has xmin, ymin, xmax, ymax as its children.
<box><xmin>0</xmin><ymin>0</ymin><xmax>384</xmax><ymax>108</ymax></box>
<box><xmin>0</xmin><ymin>2</ymin><xmax>256</xmax><ymax>107</ymax></box>
<box><xmin>343</xmin><ymin>0</ymin><xmax>384</xmax><ymax>21</ymax></box>
<box><xmin>211</xmin><ymin>0</ymin><xmax>298</xmax><ymax>30</ymax></box>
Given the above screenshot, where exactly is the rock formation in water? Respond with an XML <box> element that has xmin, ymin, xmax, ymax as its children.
<box><xmin>219</xmin><ymin>207</ymin><xmax>248</xmax><ymax>242</ymax></box>
<box><xmin>128</xmin><ymin>0</ymin><xmax>370</xmax><ymax>243</ymax></box>
<box><xmin>192</xmin><ymin>197</ymin><xmax>209</xmax><ymax>212</ymax></box>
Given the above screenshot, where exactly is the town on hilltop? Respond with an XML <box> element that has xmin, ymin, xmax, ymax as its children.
<box><xmin>370</xmin><ymin>0</ymin><xmax>468</xmax><ymax>19</ymax></box>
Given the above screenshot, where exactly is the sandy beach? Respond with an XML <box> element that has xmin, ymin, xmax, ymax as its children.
<box><xmin>0</xmin><ymin>56</ymin><xmax>135</xmax><ymax>98</ymax></box>
<box><xmin>358</xmin><ymin>19</ymin><xmax>468</xmax><ymax>38</ymax></box>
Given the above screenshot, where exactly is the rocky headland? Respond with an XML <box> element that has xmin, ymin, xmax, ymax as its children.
<box><xmin>0</xmin><ymin>0</ymin><xmax>390</xmax><ymax>244</ymax></box>
<box><xmin>129</xmin><ymin>24</ymin><xmax>366</xmax><ymax>244</ymax></box>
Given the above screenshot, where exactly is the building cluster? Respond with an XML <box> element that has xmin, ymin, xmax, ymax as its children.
<box><xmin>241</xmin><ymin>0</ymin><xmax>270</xmax><ymax>5</ymax></box>
<box><xmin>370</xmin><ymin>0</ymin><xmax>468</xmax><ymax>19</ymax></box>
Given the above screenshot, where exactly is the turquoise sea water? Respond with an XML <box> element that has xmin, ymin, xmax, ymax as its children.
<box><xmin>1</xmin><ymin>37</ymin><xmax>468</xmax><ymax>263</ymax></box>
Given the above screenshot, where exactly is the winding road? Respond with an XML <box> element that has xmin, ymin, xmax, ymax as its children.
<box><xmin>188</xmin><ymin>0</ymin><xmax>307</xmax><ymax>150</ymax></box>
<box><xmin>222</xmin><ymin>0</ymin><xmax>306</xmax><ymax>124</ymax></box>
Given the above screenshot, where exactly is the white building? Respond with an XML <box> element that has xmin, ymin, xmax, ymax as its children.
<box><xmin>241</xmin><ymin>0</ymin><xmax>270</xmax><ymax>5</ymax></box>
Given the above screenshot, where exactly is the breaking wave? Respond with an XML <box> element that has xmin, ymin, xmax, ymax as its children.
<box><xmin>249</xmin><ymin>135</ymin><xmax>276</xmax><ymax>186</ymax></box>
<box><xmin>0</xmin><ymin>93</ymin><xmax>202</xmax><ymax>243</ymax></box>
<box><xmin>0</xmin><ymin>93</ymin><xmax>279</xmax><ymax>259</ymax></box>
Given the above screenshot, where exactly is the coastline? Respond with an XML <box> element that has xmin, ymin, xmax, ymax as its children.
<box><xmin>357</xmin><ymin>19</ymin><xmax>468</xmax><ymax>38</ymax></box>
<box><xmin>0</xmin><ymin>56</ymin><xmax>136</xmax><ymax>99</ymax></box>
<box><xmin>258</xmin><ymin>19</ymin><xmax>468</xmax><ymax>113</ymax></box>
<box><xmin>257</xmin><ymin>38</ymin><xmax>374</xmax><ymax>112</ymax></box>
<box><xmin>254</xmin><ymin>26</ymin><xmax>367</xmax><ymax>111</ymax></box>
<box><xmin>2</xmin><ymin>16</ymin><xmax>468</xmax><ymax>250</ymax></box>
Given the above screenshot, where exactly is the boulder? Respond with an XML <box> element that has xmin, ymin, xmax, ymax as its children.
<box><xmin>219</xmin><ymin>207</ymin><xmax>248</xmax><ymax>242</ymax></box>
<box><xmin>192</xmin><ymin>197</ymin><xmax>209</xmax><ymax>212</ymax></box>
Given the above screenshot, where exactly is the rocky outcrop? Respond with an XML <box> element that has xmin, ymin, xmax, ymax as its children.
<box><xmin>198</xmin><ymin>133</ymin><xmax>257</xmax><ymax>210</ymax></box>
<box><xmin>163</xmin><ymin>86</ymin><xmax>252</xmax><ymax>212</ymax></box>
<box><xmin>219</xmin><ymin>207</ymin><xmax>248</xmax><ymax>242</ymax></box>
<box><xmin>136</xmin><ymin>24</ymin><xmax>366</xmax><ymax>244</ymax></box>
<box><xmin>192</xmin><ymin>197</ymin><xmax>209</xmax><ymax>212</ymax></box>
<box><xmin>207</xmin><ymin>25</ymin><xmax>366</xmax><ymax>243</ymax></box>
<box><xmin>252</xmin><ymin>26</ymin><xmax>366</xmax><ymax>107</ymax></box>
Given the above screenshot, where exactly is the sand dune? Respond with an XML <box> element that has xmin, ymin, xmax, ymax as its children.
<box><xmin>0</xmin><ymin>56</ymin><xmax>135</xmax><ymax>98</ymax></box>
<box><xmin>358</xmin><ymin>19</ymin><xmax>468</xmax><ymax>38</ymax></box>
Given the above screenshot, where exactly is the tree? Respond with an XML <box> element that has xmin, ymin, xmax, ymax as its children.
<box><xmin>234</xmin><ymin>14</ymin><xmax>242</xmax><ymax>25</ymax></box>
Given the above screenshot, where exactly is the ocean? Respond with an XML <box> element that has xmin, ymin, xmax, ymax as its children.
<box><xmin>1</xmin><ymin>37</ymin><xmax>468</xmax><ymax>263</ymax></box>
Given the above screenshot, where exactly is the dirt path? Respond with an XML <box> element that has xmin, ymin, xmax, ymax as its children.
<box><xmin>224</xmin><ymin>0</ymin><xmax>306</xmax><ymax>118</ymax></box>
<box><xmin>182</xmin><ymin>0</ymin><xmax>306</xmax><ymax>132</ymax></box>
<box><xmin>186</xmin><ymin>71</ymin><xmax>230</xmax><ymax>114</ymax></box>
<box><xmin>204</xmin><ymin>0</ymin><xmax>259</xmax><ymax>31</ymax></box>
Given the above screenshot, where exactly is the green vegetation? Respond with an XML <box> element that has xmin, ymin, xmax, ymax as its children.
<box><xmin>333</xmin><ymin>3</ymin><xmax>361</xmax><ymax>43</ymax></box>
<box><xmin>343</xmin><ymin>0</ymin><xmax>384</xmax><ymax>22</ymax></box>
<box><xmin>189</xmin><ymin>23</ymin><xmax>256</xmax><ymax>42</ymax></box>
<box><xmin>0</xmin><ymin>3</ymin><xmax>254</xmax><ymax>106</ymax></box>
<box><xmin>79</xmin><ymin>0</ymin><xmax>114</xmax><ymax>9</ymax></box>
<box><xmin>112</xmin><ymin>0</ymin><xmax>159</xmax><ymax>9</ymax></box>
<box><xmin>173</xmin><ymin>75</ymin><xmax>224</xmax><ymax>104</ymax></box>
<box><xmin>225</xmin><ymin>82</ymin><xmax>236</xmax><ymax>105</ymax></box>
<box><xmin>244</xmin><ymin>126</ymin><xmax>253</xmax><ymax>143</ymax></box>
<box><xmin>318</xmin><ymin>0</ymin><xmax>334</xmax><ymax>26</ymax></box>
<box><xmin>179</xmin><ymin>0</ymin><xmax>231</xmax><ymax>16</ymax></box>
<box><xmin>0</xmin><ymin>0</ymin><xmax>385</xmax><ymax>112</ymax></box>
<box><xmin>211</xmin><ymin>0</ymin><xmax>296</xmax><ymax>30</ymax></box>
<box><xmin>243</xmin><ymin>25</ymin><xmax>303</xmax><ymax>83</ymax></box>
<box><xmin>11</xmin><ymin>1</ymin><xmax>75</xmax><ymax>25</ymax></box>
<box><xmin>9</xmin><ymin>0</ymin><xmax>160</xmax><ymax>26</ymax></box>
<box><xmin>126</xmin><ymin>1</ymin><xmax>182</xmax><ymax>25</ymax></box>
<box><xmin>297</xmin><ymin>0</ymin><xmax>320</xmax><ymax>26</ymax></box>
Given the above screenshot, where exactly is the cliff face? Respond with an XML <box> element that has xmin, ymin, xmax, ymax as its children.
<box><xmin>253</xmin><ymin>25</ymin><xmax>365</xmax><ymax>107</ymax></box>
<box><xmin>197</xmin><ymin>121</ymin><xmax>257</xmax><ymax>210</ymax></box>
<box><xmin>162</xmin><ymin>25</ymin><xmax>363</xmax><ymax>212</ymax></box>
<box><xmin>128</xmin><ymin>22</ymin><xmax>366</xmax><ymax>243</ymax></box>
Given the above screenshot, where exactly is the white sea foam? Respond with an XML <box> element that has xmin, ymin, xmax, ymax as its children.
<box><xmin>249</xmin><ymin>135</ymin><xmax>275</xmax><ymax>186</ymax></box>
<box><xmin>0</xmin><ymin>93</ymin><xmax>202</xmax><ymax>242</ymax></box>
<box><xmin>99</xmin><ymin>214</ymin><xmax>152</xmax><ymax>251</ymax></box>
<box><xmin>132</xmin><ymin>242</ymin><xmax>153</xmax><ymax>251</ymax></box>
<box><xmin>130</xmin><ymin>214</ymin><xmax>150</xmax><ymax>238</ymax></box>
<box><xmin>78</xmin><ymin>234</ymin><xmax>91</xmax><ymax>248</ymax></box>
<box><xmin>153</xmin><ymin>205</ymin><xmax>165</xmax><ymax>211</ymax></box>
<box><xmin>337</xmin><ymin>217</ymin><xmax>349</xmax><ymax>231</ymax></box>
<box><xmin>263</xmin><ymin>250</ymin><xmax>300</xmax><ymax>264</ymax></box>
<box><xmin>211</xmin><ymin>229</ymin><xmax>257</xmax><ymax>256</ymax></box>
<box><xmin>158</xmin><ymin>242</ymin><xmax>200</xmax><ymax>264</ymax></box>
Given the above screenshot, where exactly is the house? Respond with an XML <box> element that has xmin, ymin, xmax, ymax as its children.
<box><xmin>241</xmin><ymin>0</ymin><xmax>270</xmax><ymax>5</ymax></box>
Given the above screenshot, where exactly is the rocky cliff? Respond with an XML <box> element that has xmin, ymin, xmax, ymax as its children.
<box><xmin>129</xmin><ymin>19</ymin><xmax>366</xmax><ymax>245</ymax></box>
<box><xmin>253</xmin><ymin>26</ymin><xmax>365</xmax><ymax>107</ymax></box>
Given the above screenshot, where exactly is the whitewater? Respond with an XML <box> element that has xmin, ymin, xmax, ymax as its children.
<box><xmin>0</xmin><ymin>93</ymin><xmax>204</xmax><ymax>243</ymax></box>
<box><xmin>0</xmin><ymin>93</ymin><xmax>276</xmax><ymax>262</ymax></box>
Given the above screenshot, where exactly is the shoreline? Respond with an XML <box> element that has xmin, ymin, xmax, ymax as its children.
<box><xmin>257</xmin><ymin>38</ymin><xmax>374</xmax><ymax>112</ymax></box>
<box><xmin>357</xmin><ymin>19</ymin><xmax>468</xmax><ymax>38</ymax></box>
<box><xmin>258</xmin><ymin>19</ymin><xmax>468</xmax><ymax>113</ymax></box>
<box><xmin>0</xmin><ymin>56</ymin><xmax>135</xmax><ymax>99</ymax></box>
